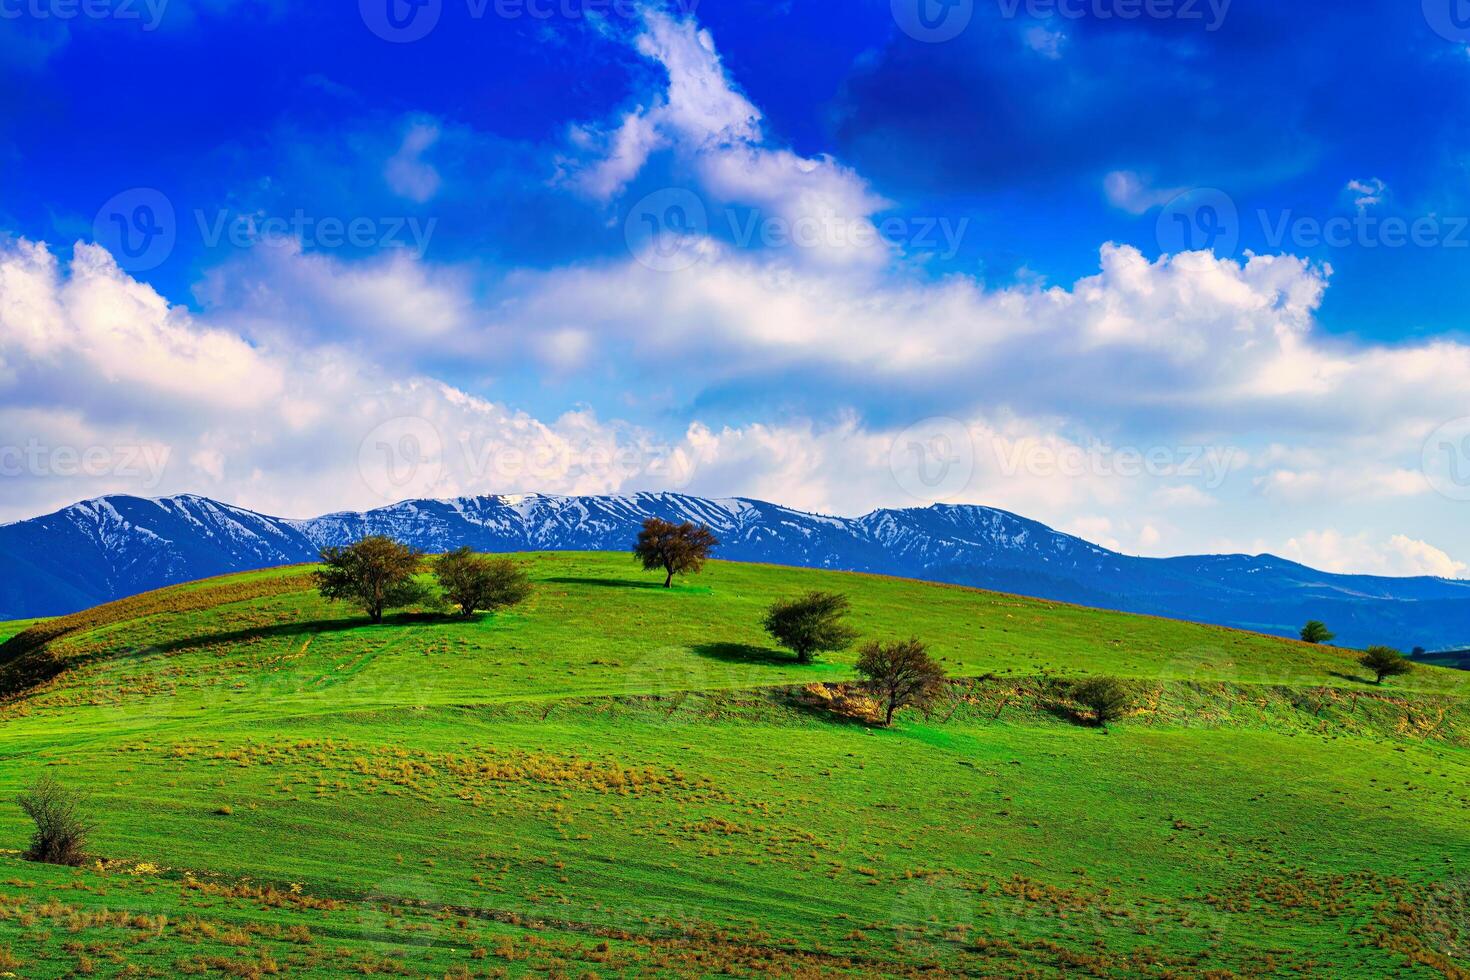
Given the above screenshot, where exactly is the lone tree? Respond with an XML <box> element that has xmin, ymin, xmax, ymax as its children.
<box><xmin>315</xmin><ymin>536</ymin><xmax>431</xmax><ymax>624</ymax></box>
<box><xmin>18</xmin><ymin>775</ymin><xmax>91</xmax><ymax>866</ymax></box>
<box><xmin>633</xmin><ymin>518</ymin><xmax>719</xmax><ymax>588</ymax></box>
<box><xmin>1300</xmin><ymin>620</ymin><xmax>1336</xmax><ymax>644</ymax></box>
<box><xmin>762</xmin><ymin>591</ymin><xmax>859</xmax><ymax>665</ymax></box>
<box><xmin>1360</xmin><ymin>645</ymin><xmax>1413</xmax><ymax>685</ymax></box>
<box><xmin>1070</xmin><ymin>676</ymin><xmax>1133</xmax><ymax>729</ymax></box>
<box><xmin>434</xmin><ymin>548</ymin><xmax>532</xmax><ymax>617</ymax></box>
<box><xmin>855</xmin><ymin>638</ymin><xmax>947</xmax><ymax>726</ymax></box>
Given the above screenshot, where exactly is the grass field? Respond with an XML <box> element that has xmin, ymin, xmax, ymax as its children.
<box><xmin>0</xmin><ymin>553</ymin><xmax>1466</xmax><ymax>978</ymax></box>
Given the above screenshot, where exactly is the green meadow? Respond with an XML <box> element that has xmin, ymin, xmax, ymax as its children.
<box><xmin>0</xmin><ymin>553</ymin><xmax>1466</xmax><ymax>977</ymax></box>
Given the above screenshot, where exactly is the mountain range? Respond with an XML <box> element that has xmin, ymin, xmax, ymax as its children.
<box><xmin>2</xmin><ymin>492</ymin><xmax>1467</xmax><ymax>651</ymax></box>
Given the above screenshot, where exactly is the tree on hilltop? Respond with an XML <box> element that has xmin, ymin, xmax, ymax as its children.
<box><xmin>763</xmin><ymin>591</ymin><xmax>859</xmax><ymax>665</ymax></box>
<box><xmin>855</xmin><ymin>638</ymin><xmax>947</xmax><ymax>726</ymax></box>
<box><xmin>434</xmin><ymin>548</ymin><xmax>532</xmax><ymax>617</ymax></box>
<box><xmin>1300</xmin><ymin>620</ymin><xmax>1335</xmax><ymax>645</ymax></box>
<box><xmin>633</xmin><ymin>518</ymin><xmax>719</xmax><ymax>588</ymax></box>
<box><xmin>314</xmin><ymin>536</ymin><xmax>432</xmax><ymax>624</ymax></box>
<box><xmin>1360</xmin><ymin>646</ymin><xmax>1413</xmax><ymax>686</ymax></box>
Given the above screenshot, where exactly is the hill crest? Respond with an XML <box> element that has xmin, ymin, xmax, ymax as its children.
<box><xmin>2</xmin><ymin>491</ymin><xmax>1468</xmax><ymax>650</ymax></box>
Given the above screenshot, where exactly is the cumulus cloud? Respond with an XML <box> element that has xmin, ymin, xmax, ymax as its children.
<box><xmin>559</xmin><ymin>8</ymin><xmax>891</xmax><ymax>268</ymax></box>
<box><xmin>1282</xmin><ymin>530</ymin><xmax>1467</xmax><ymax>579</ymax></box>
<box><xmin>0</xmin><ymin>238</ymin><xmax>690</xmax><ymax>522</ymax></box>
<box><xmin>193</xmin><ymin>240</ymin><xmax>469</xmax><ymax>351</ymax></box>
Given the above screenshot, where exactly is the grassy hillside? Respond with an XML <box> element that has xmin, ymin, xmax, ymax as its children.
<box><xmin>0</xmin><ymin>554</ymin><xmax>1466</xmax><ymax>978</ymax></box>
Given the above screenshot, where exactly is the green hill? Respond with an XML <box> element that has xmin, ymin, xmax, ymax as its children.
<box><xmin>0</xmin><ymin>553</ymin><xmax>1466</xmax><ymax>978</ymax></box>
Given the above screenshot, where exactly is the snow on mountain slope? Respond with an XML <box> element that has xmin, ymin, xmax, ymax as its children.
<box><xmin>2</xmin><ymin>493</ymin><xmax>1467</xmax><ymax>651</ymax></box>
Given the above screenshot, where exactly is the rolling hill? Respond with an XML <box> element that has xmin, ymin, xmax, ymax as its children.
<box><xmin>0</xmin><ymin>555</ymin><xmax>1466</xmax><ymax>977</ymax></box>
<box><xmin>3</xmin><ymin>492</ymin><xmax>1469</xmax><ymax>651</ymax></box>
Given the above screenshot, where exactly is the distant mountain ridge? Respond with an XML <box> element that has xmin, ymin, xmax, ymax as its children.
<box><xmin>2</xmin><ymin>492</ymin><xmax>1467</xmax><ymax>651</ymax></box>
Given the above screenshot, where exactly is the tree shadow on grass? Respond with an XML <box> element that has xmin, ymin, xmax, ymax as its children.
<box><xmin>691</xmin><ymin>642</ymin><xmax>796</xmax><ymax>667</ymax></box>
<box><xmin>148</xmin><ymin>612</ymin><xmax>449</xmax><ymax>654</ymax></box>
<box><xmin>1039</xmin><ymin>699</ymin><xmax>1097</xmax><ymax>729</ymax></box>
<box><xmin>544</xmin><ymin>576</ymin><xmax>665</xmax><ymax>590</ymax></box>
<box><xmin>1327</xmin><ymin>670</ymin><xmax>1374</xmax><ymax>686</ymax></box>
<box><xmin>770</xmin><ymin>685</ymin><xmax>886</xmax><ymax>730</ymax></box>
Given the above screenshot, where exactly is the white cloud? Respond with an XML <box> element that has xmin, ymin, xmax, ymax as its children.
<box><xmin>0</xmin><ymin>238</ymin><xmax>690</xmax><ymax>522</ymax></box>
<box><xmin>0</xmin><ymin>239</ymin><xmax>284</xmax><ymax>414</ymax></box>
<box><xmin>1103</xmin><ymin>170</ymin><xmax>1185</xmax><ymax>215</ymax></box>
<box><xmin>385</xmin><ymin>120</ymin><xmax>442</xmax><ymax>203</ymax></box>
<box><xmin>1345</xmin><ymin>177</ymin><xmax>1386</xmax><ymax>210</ymax></box>
<box><xmin>1282</xmin><ymin>530</ymin><xmax>1467</xmax><ymax>579</ymax></box>
<box><xmin>1151</xmin><ymin>485</ymin><xmax>1217</xmax><ymax>508</ymax></box>
<box><xmin>559</xmin><ymin>8</ymin><xmax>891</xmax><ymax>267</ymax></box>
<box><xmin>566</xmin><ymin>109</ymin><xmax>666</xmax><ymax>201</ymax></box>
<box><xmin>193</xmin><ymin>241</ymin><xmax>470</xmax><ymax>351</ymax></box>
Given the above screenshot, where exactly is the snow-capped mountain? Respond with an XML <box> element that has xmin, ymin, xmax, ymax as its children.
<box><xmin>2</xmin><ymin>492</ymin><xmax>1467</xmax><ymax>651</ymax></box>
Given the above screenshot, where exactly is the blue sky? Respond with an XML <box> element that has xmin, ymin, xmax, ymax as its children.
<box><xmin>3</xmin><ymin>0</ymin><xmax>1470</xmax><ymax>578</ymax></box>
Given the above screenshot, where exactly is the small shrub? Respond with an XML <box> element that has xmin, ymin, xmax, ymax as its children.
<box><xmin>762</xmin><ymin>592</ymin><xmax>858</xmax><ymax>664</ymax></box>
<box><xmin>433</xmin><ymin>548</ymin><xmax>532</xmax><ymax>617</ymax></box>
<box><xmin>18</xmin><ymin>775</ymin><xmax>92</xmax><ymax>866</ymax></box>
<box><xmin>1070</xmin><ymin>676</ymin><xmax>1133</xmax><ymax>729</ymax></box>
<box><xmin>1360</xmin><ymin>646</ymin><xmax>1412</xmax><ymax>685</ymax></box>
